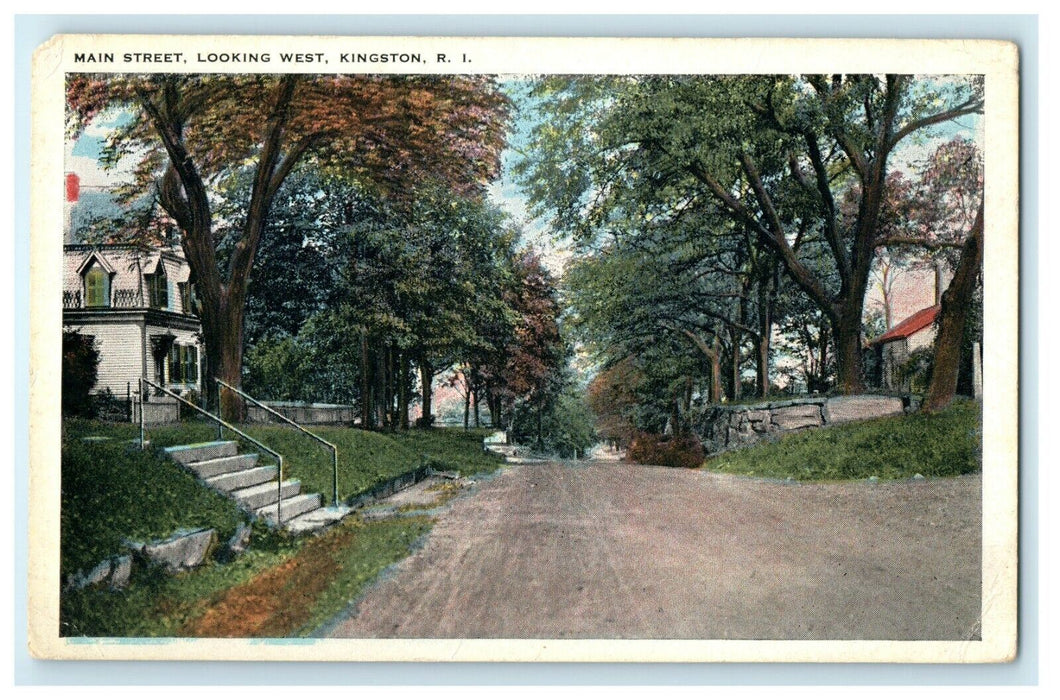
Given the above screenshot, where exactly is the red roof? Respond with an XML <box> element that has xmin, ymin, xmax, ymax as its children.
<box><xmin>870</xmin><ymin>305</ymin><xmax>941</xmax><ymax>346</ymax></box>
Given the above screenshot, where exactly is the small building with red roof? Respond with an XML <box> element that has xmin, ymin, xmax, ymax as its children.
<box><xmin>866</xmin><ymin>304</ymin><xmax>941</xmax><ymax>391</ymax></box>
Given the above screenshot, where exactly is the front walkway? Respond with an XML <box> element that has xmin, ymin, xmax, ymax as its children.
<box><xmin>327</xmin><ymin>460</ymin><xmax>981</xmax><ymax>640</ymax></box>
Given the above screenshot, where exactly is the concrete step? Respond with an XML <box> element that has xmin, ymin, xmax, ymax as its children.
<box><xmin>205</xmin><ymin>464</ymin><xmax>277</xmax><ymax>493</ymax></box>
<box><xmin>256</xmin><ymin>492</ymin><xmax>322</xmax><ymax>525</ymax></box>
<box><xmin>233</xmin><ymin>479</ymin><xmax>301</xmax><ymax>512</ymax></box>
<box><xmin>164</xmin><ymin>441</ymin><xmax>238</xmax><ymax>466</ymax></box>
<box><xmin>284</xmin><ymin>505</ymin><xmax>353</xmax><ymax>534</ymax></box>
<box><xmin>185</xmin><ymin>453</ymin><xmax>261</xmax><ymax>479</ymax></box>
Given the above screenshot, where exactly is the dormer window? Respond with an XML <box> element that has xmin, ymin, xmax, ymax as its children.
<box><xmin>178</xmin><ymin>281</ymin><xmax>197</xmax><ymax>316</ymax></box>
<box><xmin>84</xmin><ymin>264</ymin><xmax>110</xmax><ymax>308</ymax></box>
<box><xmin>147</xmin><ymin>263</ymin><xmax>169</xmax><ymax>310</ymax></box>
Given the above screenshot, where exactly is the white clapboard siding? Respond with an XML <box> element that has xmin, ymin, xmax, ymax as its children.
<box><xmin>82</xmin><ymin>321</ymin><xmax>145</xmax><ymax>397</ymax></box>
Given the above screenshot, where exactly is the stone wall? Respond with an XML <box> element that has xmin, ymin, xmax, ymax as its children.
<box><xmin>246</xmin><ymin>401</ymin><xmax>356</xmax><ymax>425</ymax></box>
<box><xmin>694</xmin><ymin>394</ymin><xmax>907</xmax><ymax>455</ymax></box>
<box><xmin>132</xmin><ymin>397</ymin><xmax>180</xmax><ymax>425</ymax></box>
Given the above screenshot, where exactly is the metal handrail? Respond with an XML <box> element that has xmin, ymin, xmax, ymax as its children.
<box><xmin>139</xmin><ymin>377</ymin><xmax>288</xmax><ymax>525</ymax></box>
<box><xmin>215</xmin><ymin>379</ymin><xmax>339</xmax><ymax>507</ymax></box>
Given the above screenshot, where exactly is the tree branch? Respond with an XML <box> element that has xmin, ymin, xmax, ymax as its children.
<box><xmin>803</xmin><ymin>131</ymin><xmax>850</xmax><ymax>280</ymax></box>
<box><xmin>876</xmin><ymin>236</ymin><xmax>965</xmax><ymax>250</ymax></box>
<box><xmin>685</xmin><ymin>158</ymin><xmax>836</xmax><ymax>317</ymax></box>
<box><xmin>888</xmin><ymin>99</ymin><xmax>985</xmax><ymax>151</ymax></box>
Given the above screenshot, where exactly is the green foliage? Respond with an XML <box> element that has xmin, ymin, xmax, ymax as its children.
<box><xmin>518</xmin><ymin>74</ymin><xmax>983</xmax><ymax>398</ymax></box>
<box><xmin>62</xmin><ymin>331</ymin><xmax>99</xmax><ymax>418</ymax></box>
<box><xmin>704</xmin><ymin>399</ymin><xmax>981</xmax><ymax>481</ymax></box>
<box><xmin>511</xmin><ymin>387</ymin><xmax>597</xmax><ymax>458</ymax></box>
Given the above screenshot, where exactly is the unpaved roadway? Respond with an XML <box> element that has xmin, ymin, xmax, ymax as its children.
<box><xmin>327</xmin><ymin>459</ymin><xmax>981</xmax><ymax>640</ymax></box>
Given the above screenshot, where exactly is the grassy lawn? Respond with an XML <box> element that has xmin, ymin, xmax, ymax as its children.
<box><xmin>61</xmin><ymin>418</ymin><xmax>501</xmax><ymax>637</ymax></box>
<box><xmin>62</xmin><ymin>424</ymin><xmax>248</xmax><ymax>575</ymax></box>
<box><xmin>702</xmin><ymin>399</ymin><xmax>981</xmax><ymax>481</ymax></box>
<box><xmin>60</xmin><ymin>517</ymin><xmax>431</xmax><ymax>637</ymax></box>
<box><xmin>390</xmin><ymin>427</ymin><xmax>503</xmax><ymax>476</ymax></box>
<box><xmin>65</xmin><ymin>419</ymin><xmax>505</xmax><ymax>506</ymax></box>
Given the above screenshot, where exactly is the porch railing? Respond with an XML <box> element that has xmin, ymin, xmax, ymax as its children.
<box><xmin>139</xmin><ymin>377</ymin><xmax>288</xmax><ymax>524</ymax></box>
<box><xmin>215</xmin><ymin>378</ymin><xmax>339</xmax><ymax>507</ymax></box>
<box><xmin>63</xmin><ymin>287</ymin><xmax>143</xmax><ymax>309</ymax></box>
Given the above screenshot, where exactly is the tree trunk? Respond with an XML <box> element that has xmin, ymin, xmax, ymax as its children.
<box><xmin>756</xmin><ymin>274</ymin><xmax>773</xmax><ymax>398</ymax></box>
<box><xmin>418</xmin><ymin>359</ymin><xmax>433</xmax><ymax>428</ymax></box>
<box><xmin>146</xmin><ymin>76</ymin><xmax>299</xmax><ymax>423</ymax></box>
<box><xmin>472</xmin><ymin>387</ymin><xmax>480</xmax><ymax>428</ymax></box>
<box><xmin>213</xmin><ymin>299</ymin><xmax>248</xmax><ymax>421</ymax></box>
<box><xmin>398</xmin><ymin>349</ymin><xmax>409</xmax><ymax>430</ymax></box>
<box><xmin>359</xmin><ymin>331</ymin><xmax>372</xmax><ymax>429</ymax></box>
<box><xmin>374</xmin><ymin>343</ymin><xmax>387</xmax><ymax>430</ymax></box>
<box><xmin>682</xmin><ymin>376</ymin><xmax>693</xmax><ymax>433</ymax></box>
<box><xmin>729</xmin><ymin>330</ymin><xmax>741</xmax><ymax>401</ymax></box>
<box><xmin>463</xmin><ymin>374</ymin><xmax>471</xmax><ymax>430</ymax></box>
<box><xmin>536</xmin><ymin>397</ymin><xmax>544</xmax><ymax>449</ymax></box>
<box><xmin>833</xmin><ymin>305</ymin><xmax>864</xmax><ymax>394</ymax></box>
<box><xmin>710</xmin><ymin>337</ymin><xmax>723</xmax><ymax>403</ymax></box>
<box><xmin>923</xmin><ymin>204</ymin><xmax>983</xmax><ymax>412</ymax></box>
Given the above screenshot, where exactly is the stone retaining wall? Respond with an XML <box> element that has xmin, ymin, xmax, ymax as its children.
<box><xmin>694</xmin><ymin>394</ymin><xmax>907</xmax><ymax>455</ymax></box>
<box><xmin>132</xmin><ymin>397</ymin><xmax>180</xmax><ymax>425</ymax></box>
<box><xmin>347</xmin><ymin>465</ymin><xmax>433</xmax><ymax>509</ymax></box>
<box><xmin>247</xmin><ymin>401</ymin><xmax>356</xmax><ymax>425</ymax></box>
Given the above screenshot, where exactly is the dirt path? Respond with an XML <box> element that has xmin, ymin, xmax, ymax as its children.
<box><xmin>326</xmin><ymin>460</ymin><xmax>981</xmax><ymax>640</ymax></box>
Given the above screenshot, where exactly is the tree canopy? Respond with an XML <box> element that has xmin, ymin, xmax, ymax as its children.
<box><xmin>67</xmin><ymin>73</ymin><xmax>510</xmax><ymax>418</ymax></box>
<box><xmin>516</xmin><ymin>74</ymin><xmax>983</xmax><ymax>394</ymax></box>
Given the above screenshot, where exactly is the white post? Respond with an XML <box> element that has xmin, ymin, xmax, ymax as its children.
<box><xmin>972</xmin><ymin>341</ymin><xmax>983</xmax><ymax>399</ymax></box>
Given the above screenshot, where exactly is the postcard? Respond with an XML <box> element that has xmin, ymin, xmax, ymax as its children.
<box><xmin>28</xmin><ymin>34</ymin><xmax>1018</xmax><ymax>662</ymax></box>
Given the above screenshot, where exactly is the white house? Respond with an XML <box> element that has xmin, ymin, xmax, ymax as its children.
<box><xmin>62</xmin><ymin>244</ymin><xmax>204</xmax><ymax>404</ymax></box>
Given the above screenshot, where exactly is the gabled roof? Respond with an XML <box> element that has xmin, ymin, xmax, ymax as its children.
<box><xmin>64</xmin><ymin>245</ymin><xmax>191</xmax><ymax>292</ymax></box>
<box><xmin>74</xmin><ymin>250</ymin><xmax>116</xmax><ymax>277</ymax></box>
<box><xmin>869</xmin><ymin>305</ymin><xmax>941</xmax><ymax>346</ymax></box>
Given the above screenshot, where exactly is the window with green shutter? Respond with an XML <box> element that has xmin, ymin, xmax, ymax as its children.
<box><xmin>185</xmin><ymin>345</ymin><xmax>199</xmax><ymax>385</ymax></box>
<box><xmin>167</xmin><ymin>344</ymin><xmax>200</xmax><ymax>385</ymax></box>
<box><xmin>167</xmin><ymin>345</ymin><xmax>181</xmax><ymax>383</ymax></box>
<box><xmin>84</xmin><ymin>265</ymin><xmax>109</xmax><ymax>307</ymax></box>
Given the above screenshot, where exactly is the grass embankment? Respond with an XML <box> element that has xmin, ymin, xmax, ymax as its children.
<box><xmin>61</xmin><ymin>517</ymin><xmax>431</xmax><ymax>637</ymax></box>
<box><xmin>65</xmin><ymin>420</ymin><xmax>504</xmax><ymax>506</ymax></box>
<box><xmin>703</xmin><ymin>399</ymin><xmax>981</xmax><ymax>481</ymax></box>
<box><xmin>61</xmin><ymin>428</ymin><xmax>247</xmax><ymax>576</ymax></box>
<box><xmin>60</xmin><ymin>419</ymin><xmax>501</xmax><ymax>637</ymax></box>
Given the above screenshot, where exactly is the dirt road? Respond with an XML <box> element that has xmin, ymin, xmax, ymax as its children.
<box><xmin>326</xmin><ymin>459</ymin><xmax>981</xmax><ymax>640</ymax></box>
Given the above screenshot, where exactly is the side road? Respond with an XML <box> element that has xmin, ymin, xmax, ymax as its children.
<box><xmin>327</xmin><ymin>460</ymin><xmax>981</xmax><ymax>640</ymax></box>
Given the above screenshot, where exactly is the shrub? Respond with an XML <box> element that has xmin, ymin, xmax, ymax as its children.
<box><xmin>897</xmin><ymin>346</ymin><xmax>934</xmax><ymax>394</ymax></box>
<box><xmin>627</xmin><ymin>432</ymin><xmax>705</xmax><ymax>469</ymax></box>
<box><xmin>92</xmin><ymin>388</ymin><xmax>130</xmax><ymax>422</ymax></box>
<box><xmin>62</xmin><ymin>331</ymin><xmax>99</xmax><ymax>418</ymax></box>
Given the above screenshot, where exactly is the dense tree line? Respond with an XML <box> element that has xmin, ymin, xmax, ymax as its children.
<box><xmin>228</xmin><ymin>167</ymin><xmax>572</xmax><ymax>433</ymax></box>
<box><xmin>517</xmin><ymin>74</ymin><xmax>983</xmax><ymax>437</ymax></box>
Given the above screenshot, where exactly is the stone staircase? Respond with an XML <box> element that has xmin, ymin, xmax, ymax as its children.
<box><xmin>163</xmin><ymin>440</ymin><xmax>351</xmax><ymax>534</ymax></box>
